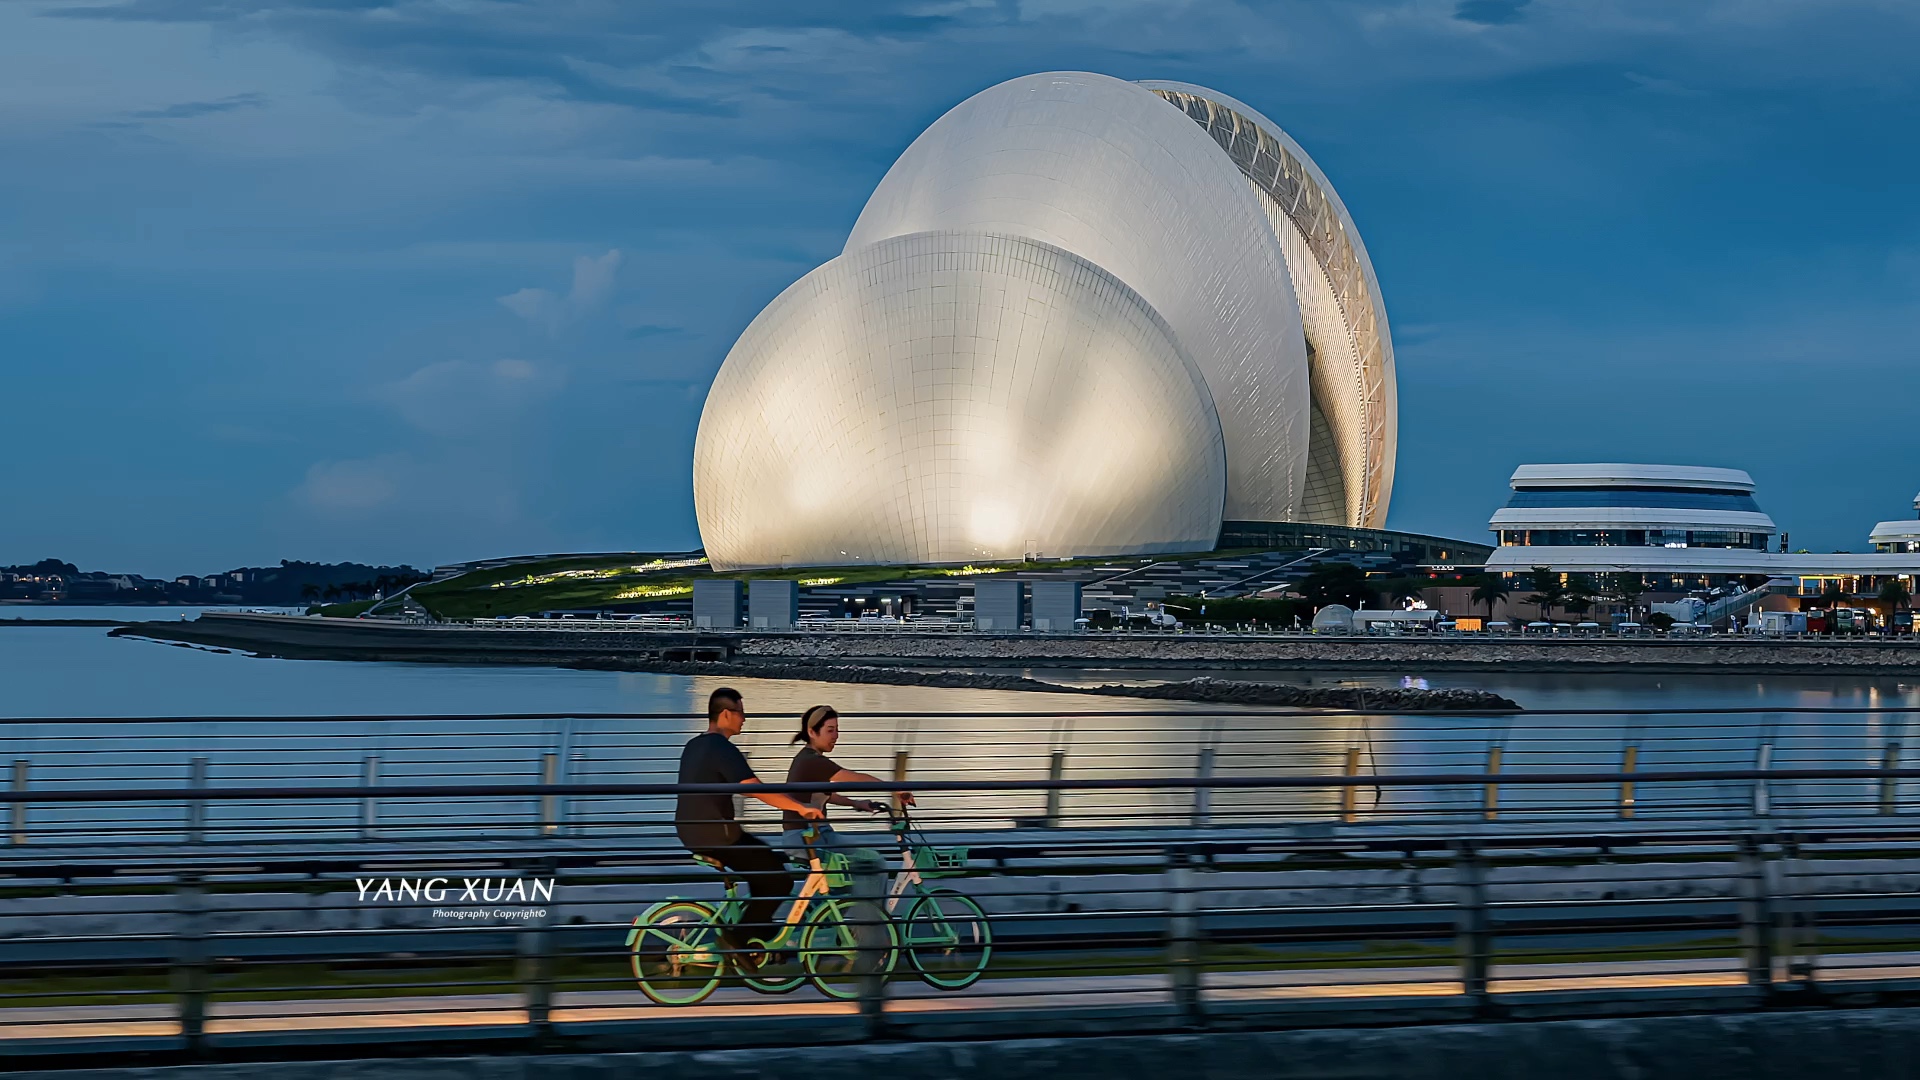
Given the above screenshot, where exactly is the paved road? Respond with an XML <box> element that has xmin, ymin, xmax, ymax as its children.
<box><xmin>9</xmin><ymin>953</ymin><xmax>1918</xmax><ymax>1042</ymax></box>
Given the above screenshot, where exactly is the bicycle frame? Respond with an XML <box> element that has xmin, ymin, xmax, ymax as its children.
<box><xmin>707</xmin><ymin>832</ymin><xmax>836</xmax><ymax>947</ymax></box>
<box><xmin>878</xmin><ymin>808</ymin><xmax>936</xmax><ymax>914</ymax></box>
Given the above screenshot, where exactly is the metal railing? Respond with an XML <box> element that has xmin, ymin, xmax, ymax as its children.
<box><xmin>3</xmin><ymin>771</ymin><xmax>1919</xmax><ymax>1062</ymax></box>
<box><xmin>2</xmin><ymin>706</ymin><xmax>1919</xmax><ymax>847</ymax></box>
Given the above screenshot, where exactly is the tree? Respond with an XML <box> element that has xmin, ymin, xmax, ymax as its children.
<box><xmin>1562</xmin><ymin>574</ymin><xmax>1597</xmax><ymax>620</ymax></box>
<box><xmin>1878</xmin><ymin>578</ymin><xmax>1911</xmax><ymax>629</ymax></box>
<box><xmin>300</xmin><ymin>584</ymin><xmax>321</xmax><ymax>604</ymax></box>
<box><xmin>1522</xmin><ymin>565</ymin><xmax>1566</xmax><ymax>623</ymax></box>
<box><xmin>1610</xmin><ymin>573</ymin><xmax>1645</xmax><ymax>618</ymax></box>
<box><xmin>1470</xmin><ymin>574</ymin><xmax>1513</xmax><ymax>620</ymax></box>
<box><xmin>1297</xmin><ymin>562</ymin><xmax>1373</xmax><ymax>612</ymax></box>
<box><xmin>1381</xmin><ymin>575</ymin><xmax>1429</xmax><ymax>608</ymax></box>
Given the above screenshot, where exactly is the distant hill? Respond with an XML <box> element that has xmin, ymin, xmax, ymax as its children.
<box><xmin>1</xmin><ymin>558</ymin><xmax>427</xmax><ymax>606</ymax></box>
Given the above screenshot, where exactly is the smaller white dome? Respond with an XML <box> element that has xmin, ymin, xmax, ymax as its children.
<box><xmin>693</xmin><ymin>231</ymin><xmax>1227</xmax><ymax>569</ymax></box>
<box><xmin>1311</xmin><ymin>604</ymin><xmax>1355</xmax><ymax>633</ymax></box>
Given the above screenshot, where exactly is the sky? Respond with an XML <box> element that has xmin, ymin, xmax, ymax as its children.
<box><xmin>3</xmin><ymin>0</ymin><xmax>1917</xmax><ymax>576</ymax></box>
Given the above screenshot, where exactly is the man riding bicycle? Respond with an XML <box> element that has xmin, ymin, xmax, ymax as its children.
<box><xmin>674</xmin><ymin>687</ymin><xmax>823</xmax><ymax>971</ymax></box>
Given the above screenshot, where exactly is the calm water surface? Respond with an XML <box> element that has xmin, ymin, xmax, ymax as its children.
<box><xmin>2</xmin><ymin>621</ymin><xmax>1916</xmax><ymax>834</ymax></box>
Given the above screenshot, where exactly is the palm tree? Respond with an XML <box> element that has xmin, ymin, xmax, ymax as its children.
<box><xmin>1562</xmin><ymin>574</ymin><xmax>1597</xmax><ymax>621</ymax></box>
<box><xmin>1470</xmin><ymin>574</ymin><xmax>1513</xmax><ymax>620</ymax></box>
<box><xmin>1878</xmin><ymin>578</ymin><xmax>1911</xmax><ymax>632</ymax></box>
<box><xmin>1382</xmin><ymin>575</ymin><xmax>1428</xmax><ymax>608</ymax></box>
<box><xmin>300</xmin><ymin>583</ymin><xmax>321</xmax><ymax>604</ymax></box>
<box><xmin>1610</xmin><ymin>573</ymin><xmax>1645</xmax><ymax>621</ymax></box>
<box><xmin>1523</xmin><ymin>566</ymin><xmax>1566</xmax><ymax>623</ymax></box>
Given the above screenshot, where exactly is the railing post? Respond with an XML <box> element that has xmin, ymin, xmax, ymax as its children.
<box><xmin>1453</xmin><ymin>841</ymin><xmax>1490</xmax><ymax>1008</ymax></box>
<box><xmin>891</xmin><ymin>751</ymin><xmax>911</xmax><ymax>814</ymax></box>
<box><xmin>1482</xmin><ymin>747</ymin><xmax>1502</xmax><ymax>822</ymax></box>
<box><xmin>539</xmin><ymin>752</ymin><xmax>559</xmax><ymax>837</ymax></box>
<box><xmin>187</xmin><ymin>757</ymin><xmax>208</xmax><ymax>844</ymax></box>
<box><xmin>1191</xmin><ymin>747</ymin><xmax>1215</xmax><ymax>828</ymax></box>
<box><xmin>1754</xmin><ymin>742</ymin><xmax>1774</xmax><ymax>817</ymax></box>
<box><xmin>359</xmin><ymin>754</ymin><xmax>380</xmax><ymax>840</ymax></box>
<box><xmin>1619</xmin><ymin>744</ymin><xmax>1638</xmax><ymax>819</ymax></box>
<box><xmin>1340</xmin><ymin>746</ymin><xmax>1360</xmax><ymax>823</ymax></box>
<box><xmin>517</xmin><ymin>865</ymin><xmax>555</xmax><ymax>1038</ymax></box>
<box><xmin>857</xmin><ymin>900</ymin><xmax>889</xmax><ymax>1038</ymax></box>
<box><xmin>1880</xmin><ymin>741</ymin><xmax>1900</xmax><ymax>816</ymax></box>
<box><xmin>9</xmin><ymin>759</ymin><xmax>26</xmax><ymax>846</ymax></box>
<box><xmin>566</xmin><ymin>750</ymin><xmax>586</xmax><ymax>835</ymax></box>
<box><xmin>1737</xmin><ymin>836</ymin><xmax>1775</xmax><ymax>989</ymax></box>
<box><xmin>1167</xmin><ymin>846</ymin><xmax>1203</xmax><ymax>1025</ymax></box>
<box><xmin>174</xmin><ymin>871</ymin><xmax>207</xmax><ymax>1055</ymax></box>
<box><xmin>1043</xmin><ymin>749</ymin><xmax>1066</xmax><ymax>828</ymax></box>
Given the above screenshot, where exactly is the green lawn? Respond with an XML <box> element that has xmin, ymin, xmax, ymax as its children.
<box><xmin>385</xmin><ymin>548</ymin><xmax>1272</xmax><ymax>621</ymax></box>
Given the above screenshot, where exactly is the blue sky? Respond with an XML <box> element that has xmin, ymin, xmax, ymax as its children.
<box><xmin>3</xmin><ymin>0</ymin><xmax>1916</xmax><ymax>575</ymax></box>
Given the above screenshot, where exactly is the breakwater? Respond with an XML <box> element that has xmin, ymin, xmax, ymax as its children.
<box><xmin>608</xmin><ymin>660</ymin><xmax>1519</xmax><ymax>710</ymax></box>
<box><xmin>109</xmin><ymin>611</ymin><xmax>1920</xmax><ymax>678</ymax></box>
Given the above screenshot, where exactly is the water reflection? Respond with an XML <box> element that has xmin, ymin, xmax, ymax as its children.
<box><xmin>2</xmin><ymin>627</ymin><xmax>1918</xmax><ymax>840</ymax></box>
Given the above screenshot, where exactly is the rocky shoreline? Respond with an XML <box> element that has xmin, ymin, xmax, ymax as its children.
<box><xmin>592</xmin><ymin>658</ymin><xmax>1520</xmax><ymax>711</ymax></box>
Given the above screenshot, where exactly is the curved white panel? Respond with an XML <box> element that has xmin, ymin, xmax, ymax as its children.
<box><xmin>693</xmin><ymin>232</ymin><xmax>1227</xmax><ymax>570</ymax></box>
<box><xmin>845</xmin><ymin>72</ymin><xmax>1310</xmax><ymax>523</ymax></box>
<box><xmin>1140</xmin><ymin>81</ymin><xmax>1398</xmax><ymax>530</ymax></box>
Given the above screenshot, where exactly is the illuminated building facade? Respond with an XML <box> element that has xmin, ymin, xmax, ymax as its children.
<box><xmin>694</xmin><ymin>72</ymin><xmax>1397</xmax><ymax>570</ymax></box>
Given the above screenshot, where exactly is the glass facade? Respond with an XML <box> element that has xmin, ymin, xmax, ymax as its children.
<box><xmin>1503</xmin><ymin>488</ymin><xmax>1762</xmax><ymax>513</ymax></box>
<box><xmin>1498</xmin><ymin>529</ymin><xmax>1769</xmax><ymax>550</ymax></box>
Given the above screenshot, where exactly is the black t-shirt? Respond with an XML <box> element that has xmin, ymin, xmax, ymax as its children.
<box><xmin>782</xmin><ymin>746</ymin><xmax>844</xmax><ymax>832</ymax></box>
<box><xmin>675</xmin><ymin>731</ymin><xmax>756</xmax><ymax>849</ymax></box>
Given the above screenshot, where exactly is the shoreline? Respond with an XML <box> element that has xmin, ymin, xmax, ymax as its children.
<box><xmin>100</xmin><ymin>612</ymin><xmax>1920</xmax><ymax>677</ymax></box>
<box><xmin>561</xmin><ymin>657</ymin><xmax>1520</xmax><ymax>710</ymax></box>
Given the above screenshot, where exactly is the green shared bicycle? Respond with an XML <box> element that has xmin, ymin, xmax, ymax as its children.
<box><xmin>878</xmin><ymin>805</ymin><xmax>992</xmax><ymax>990</ymax></box>
<box><xmin>629</xmin><ymin>808</ymin><xmax>990</xmax><ymax>1004</ymax></box>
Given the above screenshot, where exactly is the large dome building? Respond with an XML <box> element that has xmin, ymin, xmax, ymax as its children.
<box><xmin>694</xmin><ymin>72</ymin><xmax>1396</xmax><ymax>570</ymax></box>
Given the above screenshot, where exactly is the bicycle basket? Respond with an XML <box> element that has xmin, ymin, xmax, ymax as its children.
<box><xmin>912</xmin><ymin>845</ymin><xmax>968</xmax><ymax>878</ymax></box>
<box><xmin>818</xmin><ymin>850</ymin><xmax>853</xmax><ymax>890</ymax></box>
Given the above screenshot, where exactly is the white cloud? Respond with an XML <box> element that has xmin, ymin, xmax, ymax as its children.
<box><xmin>498</xmin><ymin>248</ymin><xmax>623</xmax><ymax>334</ymax></box>
<box><xmin>378</xmin><ymin>357</ymin><xmax>565</xmax><ymax>438</ymax></box>
<box><xmin>295</xmin><ymin>455</ymin><xmax>404</xmax><ymax>515</ymax></box>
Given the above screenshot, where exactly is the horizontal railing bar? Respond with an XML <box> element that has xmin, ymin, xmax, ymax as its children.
<box><xmin>4</xmin><ymin>767</ymin><xmax>1920</xmax><ymax>802</ymax></box>
<box><xmin>7</xmin><ymin>703</ymin><xmax>1920</xmax><ymax>725</ymax></box>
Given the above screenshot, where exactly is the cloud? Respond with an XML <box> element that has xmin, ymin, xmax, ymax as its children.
<box><xmin>498</xmin><ymin>249</ymin><xmax>622</xmax><ymax>334</ymax></box>
<box><xmin>133</xmin><ymin>91</ymin><xmax>266</xmax><ymax>119</ymax></box>
<box><xmin>1453</xmin><ymin>0</ymin><xmax>1530</xmax><ymax>25</ymax></box>
<box><xmin>378</xmin><ymin>357</ymin><xmax>565</xmax><ymax>438</ymax></box>
<box><xmin>294</xmin><ymin>455</ymin><xmax>403</xmax><ymax>515</ymax></box>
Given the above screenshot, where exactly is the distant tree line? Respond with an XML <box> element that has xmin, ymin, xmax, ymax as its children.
<box><xmin>0</xmin><ymin>557</ymin><xmax>427</xmax><ymax>606</ymax></box>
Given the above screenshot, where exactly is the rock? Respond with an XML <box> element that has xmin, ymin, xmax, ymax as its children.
<box><xmin>610</xmin><ymin>660</ymin><xmax>1518</xmax><ymax>711</ymax></box>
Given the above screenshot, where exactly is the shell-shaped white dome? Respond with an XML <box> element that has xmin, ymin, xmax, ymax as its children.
<box><xmin>693</xmin><ymin>232</ymin><xmax>1227</xmax><ymax>570</ymax></box>
<box><xmin>845</xmin><ymin>72</ymin><xmax>1310</xmax><ymax>523</ymax></box>
<box><xmin>1141</xmin><ymin>82</ymin><xmax>1397</xmax><ymax>530</ymax></box>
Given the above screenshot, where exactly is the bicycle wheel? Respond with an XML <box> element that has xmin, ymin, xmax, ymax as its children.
<box><xmin>800</xmin><ymin>897</ymin><xmax>896</xmax><ymax>1000</ymax></box>
<box><xmin>903</xmin><ymin>887</ymin><xmax>991</xmax><ymax>990</ymax></box>
<box><xmin>742</xmin><ymin>924</ymin><xmax>807</xmax><ymax>995</ymax></box>
<box><xmin>630</xmin><ymin>901</ymin><xmax>724</xmax><ymax>1005</ymax></box>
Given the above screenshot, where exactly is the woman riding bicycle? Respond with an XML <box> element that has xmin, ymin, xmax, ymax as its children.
<box><xmin>778</xmin><ymin>705</ymin><xmax>910</xmax><ymax>901</ymax></box>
